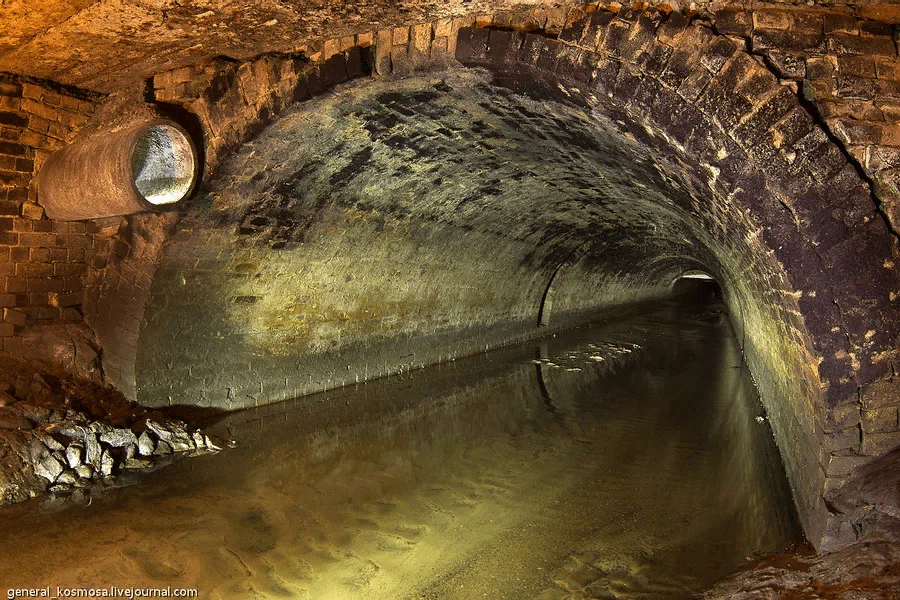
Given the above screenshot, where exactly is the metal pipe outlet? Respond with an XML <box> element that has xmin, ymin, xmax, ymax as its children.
<box><xmin>37</xmin><ymin>119</ymin><xmax>199</xmax><ymax>221</ymax></box>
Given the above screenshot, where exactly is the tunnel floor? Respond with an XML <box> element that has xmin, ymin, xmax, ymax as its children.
<box><xmin>0</xmin><ymin>298</ymin><xmax>800</xmax><ymax>599</ymax></box>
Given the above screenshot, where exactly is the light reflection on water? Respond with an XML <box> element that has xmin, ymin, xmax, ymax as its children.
<box><xmin>0</xmin><ymin>299</ymin><xmax>800</xmax><ymax>599</ymax></box>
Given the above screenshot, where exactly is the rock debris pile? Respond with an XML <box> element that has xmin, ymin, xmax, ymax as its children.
<box><xmin>0</xmin><ymin>359</ymin><xmax>223</xmax><ymax>506</ymax></box>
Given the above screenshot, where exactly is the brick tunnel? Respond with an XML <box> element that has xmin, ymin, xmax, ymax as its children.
<box><xmin>2</xmin><ymin>1</ymin><xmax>900</xmax><ymax>598</ymax></box>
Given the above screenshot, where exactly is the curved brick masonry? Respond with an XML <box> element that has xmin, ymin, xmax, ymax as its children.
<box><xmin>135</xmin><ymin>10</ymin><xmax>899</xmax><ymax>551</ymax></box>
<box><xmin>0</xmin><ymin>1</ymin><xmax>898</xmax><ymax>555</ymax></box>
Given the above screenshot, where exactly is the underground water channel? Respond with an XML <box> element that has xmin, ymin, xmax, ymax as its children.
<box><xmin>0</xmin><ymin>287</ymin><xmax>802</xmax><ymax>599</ymax></box>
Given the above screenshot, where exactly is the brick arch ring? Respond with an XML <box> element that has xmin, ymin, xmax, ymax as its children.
<box><xmin>87</xmin><ymin>7</ymin><xmax>899</xmax><ymax>552</ymax></box>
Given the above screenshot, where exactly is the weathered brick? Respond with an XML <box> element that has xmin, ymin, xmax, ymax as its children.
<box><xmin>753</xmin><ymin>30</ymin><xmax>826</xmax><ymax>54</ymax></box>
<box><xmin>754</xmin><ymin>11</ymin><xmax>793</xmax><ymax>31</ymax></box>
<box><xmin>580</xmin><ymin>10</ymin><xmax>615</xmax><ymax>52</ymax></box>
<box><xmin>824</xmin><ymin>426</ymin><xmax>861</xmax><ymax>453</ymax></box>
<box><xmin>0</xmin><ymin>171</ymin><xmax>28</xmax><ymax>186</ymax></box>
<box><xmin>29</xmin><ymin>247</ymin><xmax>49</xmax><ymax>262</ymax></box>
<box><xmin>5</xmin><ymin>278</ymin><xmax>24</xmax><ymax>293</ymax></box>
<box><xmin>835</xmin><ymin>76</ymin><xmax>877</xmax><ymax>101</ymax></box>
<box><xmin>0</xmin><ymin>83</ymin><xmax>22</xmax><ymax>97</ymax></box>
<box><xmin>862</xmin><ymin>406</ymin><xmax>899</xmax><ymax>433</ymax></box>
<box><xmin>20</xmin><ymin>203</ymin><xmax>43</xmax><ymax>220</ymax></box>
<box><xmin>862</xmin><ymin>431</ymin><xmax>900</xmax><ymax>455</ymax></box>
<box><xmin>824</xmin><ymin>14</ymin><xmax>858</xmax><ymax>35</ymax></box>
<box><xmin>862</xmin><ymin>378</ymin><xmax>900</xmax><ymax>410</ymax></box>
<box><xmin>0</xmin><ymin>111</ymin><xmax>27</xmax><ymax>128</ymax></box>
<box><xmin>598</xmin><ymin>19</ymin><xmax>632</xmax><ymax>58</ymax></box>
<box><xmin>49</xmin><ymin>291</ymin><xmax>82</xmax><ymax>308</ymax></box>
<box><xmin>715</xmin><ymin>9</ymin><xmax>751</xmax><ymax>36</ymax></box>
<box><xmin>55</xmin><ymin>233</ymin><xmax>92</xmax><ymax>249</ymax></box>
<box><xmin>8</xmin><ymin>247</ymin><xmax>27</xmax><ymax>262</ymax></box>
<box><xmin>0</xmin><ymin>141</ymin><xmax>26</xmax><ymax>157</ymax></box>
<box><xmin>2</xmin><ymin>307</ymin><xmax>25</xmax><ymax>326</ymax></box>
<box><xmin>433</xmin><ymin>18</ymin><xmax>452</xmax><ymax>39</ymax></box>
<box><xmin>859</xmin><ymin>20</ymin><xmax>893</xmax><ymax>37</ymax></box>
<box><xmin>20</xmin><ymin>98</ymin><xmax>57</xmax><ymax>121</ymax></box>
<box><xmin>699</xmin><ymin>36</ymin><xmax>736</xmax><ymax>74</ymax></box>
<box><xmin>735</xmin><ymin>86</ymin><xmax>797</xmax><ymax>146</ymax></box>
<box><xmin>877</xmin><ymin>79</ymin><xmax>900</xmax><ymax>99</ymax></box>
<box><xmin>486</xmin><ymin>29</ymin><xmax>523</xmax><ymax>66</ymax></box>
<box><xmin>31</xmin><ymin>219</ymin><xmax>51</xmax><ymax>233</ymax></box>
<box><xmin>838</xmin><ymin>56</ymin><xmax>877</xmax><ymax>78</ymax></box>
<box><xmin>875</xmin><ymin>57</ymin><xmax>900</xmax><ymax>81</ymax></box>
<box><xmin>0</xmin><ymin>126</ymin><xmax>20</xmax><ymax>142</ymax></box>
<box><xmin>0</xmin><ymin>97</ymin><xmax>20</xmax><ymax>111</ymax></box>
<box><xmin>656</xmin><ymin>11</ymin><xmax>690</xmax><ymax>46</ymax></box>
<box><xmin>827</xmin><ymin>33</ymin><xmax>896</xmax><ymax>56</ymax></box>
<box><xmin>59</xmin><ymin>96</ymin><xmax>80</xmax><ymax>112</ymax></box>
<box><xmin>53</xmin><ymin>262</ymin><xmax>86</xmax><ymax>277</ymax></box>
<box><xmin>58</xmin><ymin>110</ymin><xmax>87</xmax><ymax>130</ymax></box>
<box><xmin>61</xmin><ymin>307</ymin><xmax>82</xmax><ymax>321</ymax></box>
<box><xmin>15</xmin><ymin>261</ymin><xmax>53</xmax><ymax>277</ymax></box>
<box><xmin>17</xmin><ymin>232</ymin><xmax>55</xmax><ymax>247</ymax></box>
<box><xmin>0</xmin><ymin>323</ymin><xmax>15</xmax><ymax>337</ymax></box>
<box><xmin>455</xmin><ymin>27</ymin><xmax>490</xmax><ymax>63</ymax></box>
<box><xmin>392</xmin><ymin>26</ymin><xmax>409</xmax><ymax>46</ymax></box>
<box><xmin>766</xmin><ymin>52</ymin><xmax>806</xmax><ymax>79</ymax></box>
<box><xmin>14</xmin><ymin>158</ymin><xmax>32</xmax><ymax>173</ymax></box>
<box><xmin>375</xmin><ymin>29</ymin><xmax>393</xmax><ymax>75</ymax></box>
<box><xmin>789</xmin><ymin>12</ymin><xmax>823</xmax><ymax>33</ymax></box>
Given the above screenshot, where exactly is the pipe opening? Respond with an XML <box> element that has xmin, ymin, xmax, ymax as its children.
<box><xmin>131</xmin><ymin>123</ymin><xmax>197</xmax><ymax>206</ymax></box>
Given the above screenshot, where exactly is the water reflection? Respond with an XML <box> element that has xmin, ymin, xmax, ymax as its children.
<box><xmin>0</xmin><ymin>298</ymin><xmax>799</xmax><ymax>599</ymax></box>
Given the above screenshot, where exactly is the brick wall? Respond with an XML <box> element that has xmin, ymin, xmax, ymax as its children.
<box><xmin>711</xmin><ymin>4</ymin><xmax>900</xmax><ymax>234</ymax></box>
<box><xmin>0</xmin><ymin>76</ymin><xmax>99</xmax><ymax>355</ymax></box>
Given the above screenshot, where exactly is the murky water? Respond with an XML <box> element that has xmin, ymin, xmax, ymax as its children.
<box><xmin>0</xmin><ymin>298</ymin><xmax>800</xmax><ymax>599</ymax></box>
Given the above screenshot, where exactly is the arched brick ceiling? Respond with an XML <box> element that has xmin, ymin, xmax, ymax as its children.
<box><xmin>0</xmin><ymin>0</ymin><xmax>561</xmax><ymax>92</ymax></box>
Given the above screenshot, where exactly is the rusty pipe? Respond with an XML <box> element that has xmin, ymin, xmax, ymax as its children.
<box><xmin>37</xmin><ymin>119</ymin><xmax>199</xmax><ymax>221</ymax></box>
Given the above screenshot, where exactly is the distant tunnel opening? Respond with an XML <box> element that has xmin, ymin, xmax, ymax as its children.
<box><xmin>671</xmin><ymin>271</ymin><xmax>723</xmax><ymax>305</ymax></box>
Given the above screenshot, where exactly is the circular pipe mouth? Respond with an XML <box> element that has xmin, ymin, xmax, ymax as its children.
<box><xmin>130</xmin><ymin>122</ymin><xmax>198</xmax><ymax>206</ymax></box>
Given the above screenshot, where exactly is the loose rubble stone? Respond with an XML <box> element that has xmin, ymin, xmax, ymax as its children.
<box><xmin>53</xmin><ymin>423</ymin><xmax>87</xmax><ymax>439</ymax></box>
<box><xmin>137</xmin><ymin>431</ymin><xmax>155</xmax><ymax>456</ymax></box>
<box><xmin>99</xmin><ymin>450</ymin><xmax>114</xmax><ymax>477</ymax></box>
<box><xmin>33</xmin><ymin>455</ymin><xmax>63</xmax><ymax>483</ymax></box>
<box><xmin>0</xmin><ymin>359</ymin><xmax>219</xmax><ymax>507</ymax></box>
<box><xmin>39</xmin><ymin>434</ymin><xmax>64</xmax><ymax>452</ymax></box>
<box><xmin>84</xmin><ymin>432</ymin><xmax>102</xmax><ymax>470</ymax></box>
<box><xmin>146</xmin><ymin>418</ymin><xmax>194</xmax><ymax>452</ymax></box>
<box><xmin>57</xmin><ymin>470</ymin><xmax>76</xmax><ymax>485</ymax></box>
<box><xmin>99</xmin><ymin>428</ymin><xmax>137</xmax><ymax>448</ymax></box>
<box><xmin>65</xmin><ymin>442</ymin><xmax>83</xmax><ymax>469</ymax></box>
